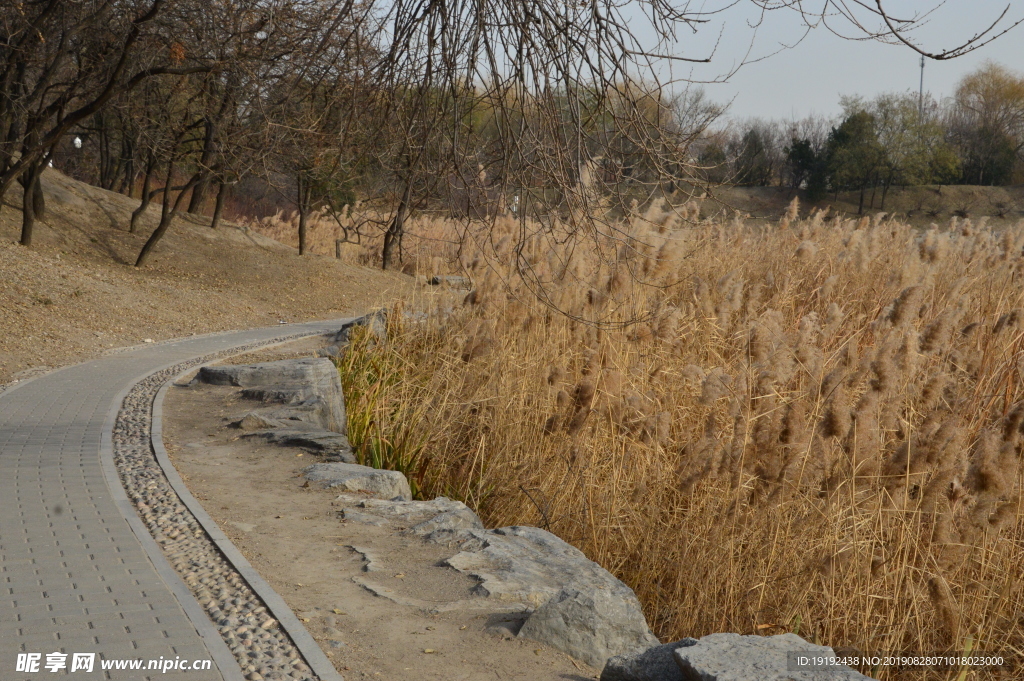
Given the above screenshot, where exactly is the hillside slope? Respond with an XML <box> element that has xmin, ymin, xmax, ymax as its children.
<box><xmin>0</xmin><ymin>169</ymin><xmax>415</xmax><ymax>385</ymax></box>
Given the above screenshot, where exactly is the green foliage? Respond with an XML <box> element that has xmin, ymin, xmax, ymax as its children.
<box><xmin>336</xmin><ymin>325</ymin><xmax>430</xmax><ymax>499</ymax></box>
<box><xmin>826</xmin><ymin>110</ymin><xmax>885</xmax><ymax>192</ymax></box>
<box><xmin>784</xmin><ymin>138</ymin><xmax>827</xmax><ymax>201</ymax></box>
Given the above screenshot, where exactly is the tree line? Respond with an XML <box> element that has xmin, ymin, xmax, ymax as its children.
<box><xmin>3</xmin><ymin>1</ymin><xmax>1021</xmax><ymax>267</ymax></box>
<box><xmin>697</xmin><ymin>62</ymin><xmax>1024</xmax><ymax>212</ymax></box>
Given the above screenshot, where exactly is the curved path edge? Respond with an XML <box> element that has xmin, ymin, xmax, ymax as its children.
<box><xmin>100</xmin><ymin>367</ymin><xmax>244</xmax><ymax>681</ymax></box>
<box><xmin>151</xmin><ymin>371</ymin><xmax>343</xmax><ymax>681</ymax></box>
<box><xmin>0</xmin><ymin>319</ymin><xmax>350</xmax><ymax>681</ymax></box>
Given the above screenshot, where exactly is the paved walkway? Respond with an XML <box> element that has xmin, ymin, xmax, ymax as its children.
<box><xmin>0</xmin><ymin>321</ymin><xmax>345</xmax><ymax>679</ymax></box>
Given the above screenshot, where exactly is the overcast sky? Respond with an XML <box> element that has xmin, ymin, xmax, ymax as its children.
<box><xmin>642</xmin><ymin>2</ymin><xmax>1024</xmax><ymax>122</ymax></box>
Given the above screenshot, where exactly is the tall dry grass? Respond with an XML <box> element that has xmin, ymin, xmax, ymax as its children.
<box><xmin>339</xmin><ymin>200</ymin><xmax>1024</xmax><ymax>679</ymax></box>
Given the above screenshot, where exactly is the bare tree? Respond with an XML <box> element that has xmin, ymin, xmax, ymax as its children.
<box><xmin>0</xmin><ymin>0</ymin><xmax>213</xmax><ymax>246</ymax></box>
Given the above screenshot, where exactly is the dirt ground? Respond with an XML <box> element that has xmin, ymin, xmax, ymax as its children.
<box><xmin>0</xmin><ymin>168</ymin><xmax>419</xmax><ymax>385</ymax></box>
<box><xmin>162</xmin><ymin>340</ymin><xmax>600</xmax><ymax>681</ymax></box>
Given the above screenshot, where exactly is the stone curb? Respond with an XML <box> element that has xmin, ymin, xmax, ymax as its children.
<box><xmin>99</xmin><ymin>362</ymin><xmax>248</xmax><ymax>681</ymax></box>
<box><xmin>151</xmin><ymin>361</ymin><xmax>345</xmax><ymax>681</ymax></box>
<box><xmin>91</xmin><ymin>320</ymin><xmax>350</xmax><ymax>681</ymax></box>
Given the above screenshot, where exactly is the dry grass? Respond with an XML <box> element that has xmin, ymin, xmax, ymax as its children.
<box><xmin>338</xmin><ymin>200</ymin><xmax>1024</xmax><ymax>679</ymax></box>
<box><xmin>246</xmin><ymin>206</ymin><xmax>458</xmax><ymax>274</ymax></box>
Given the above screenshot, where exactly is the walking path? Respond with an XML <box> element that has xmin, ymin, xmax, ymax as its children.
<box><xmin>0</xmin><ymin>321</ymin><xmax>346</xmax><ymax>680</ymax></box>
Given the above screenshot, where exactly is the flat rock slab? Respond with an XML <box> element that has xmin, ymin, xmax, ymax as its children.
<box><xmin>236</xmin><ymin>411</ymin><xmax>285</xmax><ymax>431</ymax></box>
<box><xmin>675</xmin><ymin>633</ymin><xmax>873</xmax><ymax>681</ymax></box>
<box><xmin>245</xmin><ymin>428</ymin><xmax>355</xmax><ymax>462</ymax></box>
<box><xmin>352</xmin><ymin>497</ymin><xmax>484</xmax><ymax>533</ymax></box>
<box><xmin>304</xmin><ymin>462</ymin><xmax>411</xmax><ymax>500</ymax></box>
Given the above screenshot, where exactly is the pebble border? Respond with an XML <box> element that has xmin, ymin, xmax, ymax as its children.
<box><xmin>111</xmin><ymin>334</ymin><xmax>329</xmax><ymax>681</ymax></box>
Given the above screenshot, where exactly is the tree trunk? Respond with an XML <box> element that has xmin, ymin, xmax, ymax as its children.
<box><xmin>880</xmin><ymin>173</ymin><xmax>893</xmax><ymax>211</ymax></box>
<box><xmin>28</xmin><ymin>160</ymin><xmax>45</xmax><ymax>218</ymax></box>
<box><xmin>857</xmin><ymin>185</ymin><xmax>866</xmax><ymax>214</ymax></box>
<box><xmin>869</xmin><ymin>180</ymin><xmax>878</xmax><ymax>210</ymax></box>
<box><xmin>18</xmin><ymin>164</ymin><xmax>40</xmax><ymax>246</ymax></box>
<box><xmin>297</xmin><ymin>176</ymin><xmax>310</xmax><ymax>255</ymax></box>
<box><xmin>187</xmin><ymin>118</ymin><xmax>216</xmax><ymax>214</ymax></box>
<box><xmin>136</xmin><ymin>166</ymin><xmax>200</xmax><ymax>267</ymax></box>
<box><xmin>118</xmin><ymin>136</ymin><xmax>135</xmax><ymax>196</ymax></box>
<box><xmin>129</xmin><ymin>153</ymin><xmax>158</xmax><ymax>233</ymax></box>
<box><xmin>210</xmin><ymin>180</ymin><xmax>227</xmax><ymax>229</ymax></box>
<box><xmin>382</xmin><ymin>180</ymin><xmax>413</xmax><ymax>271</ymax></box>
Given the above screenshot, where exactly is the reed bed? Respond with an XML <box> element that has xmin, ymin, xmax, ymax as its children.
<box><xmin>331</xmin><ymin>200</ymin><xmax>1024</xmax><ymax>679</ymax></box>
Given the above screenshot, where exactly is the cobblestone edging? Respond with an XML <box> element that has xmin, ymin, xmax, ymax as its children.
<box><xmin>111</xmin><ymin>335</ymin><xmax>325</xmax><ymax>681</ymax></box>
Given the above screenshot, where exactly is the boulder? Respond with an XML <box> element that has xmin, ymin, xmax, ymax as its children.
<box><xmin>601</xmin><ymin>640</ymin><xmax>695</xmax><ymax>681</ymax></box>
<box><xmin>329</xmin><ymin>495</ymin><xmax>656</xmax><ymax>670</ymax></box>
<box><xmin>196</xmin><ymin>358</ymin><xmax>346</xmax><ymax>433</ymax></box>
<box><xmin>334</xmin><ymin>310</ymin><xmax>387</xmax><ymax>345</ymax></box>
<box><xmin>674</xmin><ymin>633</ymin><xmax>873</xmax><ymax>681</ymax></box>
<box><xmin>303</xmin><ymin>463</ymin><xmax>411</xmax><ymax>500</ymax></box>
<box><xmin>315</xmin><ymin>344</ymin><xmax>342</xmax><ymax>358</ymax></box>
<box><xmin>441</xmin><ymin>526</ymin><xmax>630</xmax><ymax>607</ymax></box>
<box><xmin>439</xmin><ymin>525</ymin><xmax>656</xmax><ymax>667</ymax></box>
<box><xmin>519</xmin><ymin>587</ymin><xmax>660</xmax><ymax>669</ymax></box>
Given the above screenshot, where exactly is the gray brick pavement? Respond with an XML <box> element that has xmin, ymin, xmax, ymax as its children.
<box><xmin>1</xmin><ymin>322</ymin><xmax>343</xmax><ymax>679</ymax></box>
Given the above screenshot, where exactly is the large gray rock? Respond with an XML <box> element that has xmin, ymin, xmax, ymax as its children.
<box><xmin>330</xmin><ymin>494</ymin><xmax>656</xmax><ymax>670</ymax></box>
<box><xmin>303</xmin><ymin>463</ymin><xmax>411</xmax><ymax>500</ymax></box>
<box><xmin>601</xmin><ymin>639</ymin><xmax>695</xmax><ymax>681</ymax></box>
<box><xmin>196</xmin><ymin>358</ymin><xmax>346</xmax><ymax>433</ymax></box>
<box><xmin>674</xmin><ymin>633</ymin><xmax>873</xmax><ymax>681</ymax></box>
<box><xmin>519</xmin><ymin>587</ymin><xmax>660</xmax><ymax>669</ymax></box>
<box><xmin>441</xmin><ymin>526</ymin><xmax>629</xmax><ymax>608</ymax></box>
<box><xmin>438</xmin><ymin>525</ymin><xmax>656</xmax><ymax>667</ymax></box>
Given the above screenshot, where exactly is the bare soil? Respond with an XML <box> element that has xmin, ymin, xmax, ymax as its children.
<box><xmin>162</xmin><ymin>341</ymin><xmax>599</xmax><ymax>681</ymax></box>
<box><xmin>0</xmin><ymin>168</ymin><xmax>417</xmax><ymax>385</ymax></box>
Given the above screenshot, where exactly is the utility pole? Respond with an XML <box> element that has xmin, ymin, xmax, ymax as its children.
<box><xmin>919</xmin><ymin>55</ymin><xmax>925</xmax><ymax>120</ymax></box>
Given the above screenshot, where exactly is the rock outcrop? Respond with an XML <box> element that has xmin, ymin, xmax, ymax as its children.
<box><xmin>335</xmin><ymin>492</ymin><xmax>657</xmax><ymax>669</ymax></box>
<box><xmin>194</xmin><ymin>326</ymin><xmax>874</xmax><ymax>679</ymax></box>
<box><xmin>196</xmin><ymin>357</ymin><xmax>355</xmax><ymax>463</ymax></box>
<box><xmin>196</xmin><ymin>357</ymin><xmax>346</xmax><ymax>433</ymax></box>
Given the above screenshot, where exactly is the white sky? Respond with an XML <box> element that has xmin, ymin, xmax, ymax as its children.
<box><xmin>638</xmin><ymin>1</ymin><xmax>1024</xmax><ymax>121</ymax></box>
